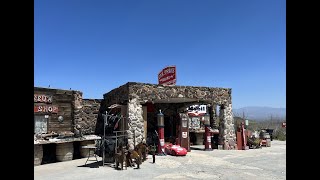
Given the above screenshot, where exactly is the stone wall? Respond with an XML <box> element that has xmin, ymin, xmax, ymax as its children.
<box><xmin>127</xmin><ymin>96</ymin><xmax>145</xmax><ymax>148</ymax></box>
<box><xmin>71</xmin><ymin>92</ymin><xmax>102</xmax><ymax>136</ymax></box>
<box><xmin>103</xmin><ymin>83</ymin><xmax>129</xmax><ymax>107</ymax></box>
<box><xmin>128</xmin><ymin>82</ymin><xmax>232</xmax><ymax>105</ymax></box>
<box><xmin>218</xmin><ymin>104</ymin><xmax>237</xmax><ymax>149</ymax></box>
<box><xmin>103</xmin><ymin>82</ymin><xmax>232</xmax><ymax>105</ymax></box>
<box><xmin>209</xmin><ymin>104</ymin><xmax>218</xmax><ymax>129</ymax></box>
<box><xmin>75</xmin><ymin>99</ymin><xmax>102</xmax><ymax>135</ymax></box>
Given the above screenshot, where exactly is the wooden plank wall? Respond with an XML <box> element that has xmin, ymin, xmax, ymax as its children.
<box><xmin>34</xmin><ymin>88</ymin><xmax>74</xmax><ymax>133</ymax></box>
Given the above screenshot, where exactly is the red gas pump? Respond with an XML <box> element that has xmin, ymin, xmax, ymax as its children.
<box><xmin>178</xmin><ymin>113</ymin><xmax>190</xmax><ymax>152</ymax></box>
<box><xmin>241</xmin><ymin>122</ymin><xmax>246</xmax><ymax>149</ymax></box>
<box><xmin>157</xmin><ymin>110</ymin><xmax>165</xmax><ymax>155</ymax></box>
<box><xmin>204</xmin><ymin>113</ymin><xmax>213</xmax><ymax>151</ymax></box>
<box><xmin>236</xmin><ymin>122</ymin><xmax>248</xmax><ymax>150</ymax></box>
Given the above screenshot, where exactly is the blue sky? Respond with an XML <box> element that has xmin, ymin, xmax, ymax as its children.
<box><xmin>34</xmin><ymin>0</ymin><xmax>286</xmax><ymax>109</ymax></box>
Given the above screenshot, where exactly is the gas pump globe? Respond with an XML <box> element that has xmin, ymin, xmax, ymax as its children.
<box><xmin>203</xmin><ymin>113</ymin><xmax>210</xmax><ymax>126</ymax></box>
<box><xmin>157</xmin><ymin>110</ymin><xmax>164</xmax><ymax>127</ymax></box>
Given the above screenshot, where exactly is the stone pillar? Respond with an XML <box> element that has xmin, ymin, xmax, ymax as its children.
<box><xmin>127</xmin><ymin>97</ymin><xmax>145</xmax><ymax>148</ymax></box>
<box><xmin>72</xmin><ymin>91</ymin><xmax>83</xmax><ymax>135</ymax></box>
<box><xmin>210</xmin><ymin>103</ymin><xmax>218</xmax><ymax>129</ymax></box>
<box><xmin>218</xmin><ymin>104</ymin><xmax>236</xmax><ymax>150</ymax></box>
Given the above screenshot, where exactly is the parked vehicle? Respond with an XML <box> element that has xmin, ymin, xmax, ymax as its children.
<box><xmin>164</xmin><ymin>144</ymin><xmax>187</xmax><ymax>156</ymax></box>
<box><xmin>265</xmin><ymin>129</ymin><xmax>274</xmax><ymax>141</ymax></box>
<box><xmin>259</xmin><ymin>130</ymin><xmax>271</xmax><ymax>147</ymax></box>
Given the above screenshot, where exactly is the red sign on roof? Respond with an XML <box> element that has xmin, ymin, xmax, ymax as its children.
<box><xmin>158</xmin><ymin>66</ymin><xmax>176</xmax><ymax>85</ymax></box>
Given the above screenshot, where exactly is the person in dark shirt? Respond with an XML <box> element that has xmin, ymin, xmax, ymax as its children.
<box><xmin>149</xmin><ymin>144</ymin><xmax>156</xmax><ymax>163</ymax></box>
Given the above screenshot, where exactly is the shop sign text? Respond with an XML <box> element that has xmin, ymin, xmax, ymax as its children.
<box><xmin>34</xmin><ymin>94</ymin><xmax>52</xmax><ymax>103</ymax></box>
<box><xmin>34</xmin><ymin>105</ymin><xmax>58</xmax><ymax>113</ymax></box>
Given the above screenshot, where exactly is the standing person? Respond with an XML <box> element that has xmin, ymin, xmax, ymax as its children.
<box><xmin>150</xmin><ymin>144</ymin><xmax>156</xmax><ymax>163</ymax></box>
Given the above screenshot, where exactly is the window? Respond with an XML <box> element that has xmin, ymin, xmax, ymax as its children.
<box><xmin>34</xmin><ymin>115</ymin><xmax>48</xmax><ymax>134</ymax></box>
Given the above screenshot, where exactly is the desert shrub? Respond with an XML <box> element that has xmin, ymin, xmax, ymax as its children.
<box><xmin>273</xmin><ymin>128</ymin><xmax>286</xmax><ymax>141</ymax></box>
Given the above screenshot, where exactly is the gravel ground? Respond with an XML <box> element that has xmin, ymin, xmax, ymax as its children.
<box><xmin>34</xmin><ymin>140</ymin><xmax>286</xmax><ymax>180</ymax></box>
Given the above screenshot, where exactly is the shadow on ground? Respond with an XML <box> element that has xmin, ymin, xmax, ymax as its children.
<box><xmin>77</xmin><ymin>161</ymin><xmax>102</xmax><ymax>168</ymax></box>
<box><xmin>77</xmin><ymin>161</ymin><xmax>140</xmax><ymax>171</ymax></box>
<box><xmin>190</xmin><ymin>146</ymin><xmax>205</xmax><ymax>151</ymax></box>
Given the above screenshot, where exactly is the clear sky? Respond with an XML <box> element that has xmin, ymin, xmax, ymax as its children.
<box><xmin>34</xmin><ymin>0</ymin><xmax>286</xmax><ymax>109</ymax></box>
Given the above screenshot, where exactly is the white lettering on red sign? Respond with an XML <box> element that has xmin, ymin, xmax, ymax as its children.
<box><xmin>34</xmin><ymin>94</ymin><xmax>52</xmax><ymax>103</ymax></box>
<box><xmin>158</xmin><ymin>66</ymin><xmax>176</xmax><ymax>85</ymax></box>
<box><xmin>34</xmin><ymin>105</ymin><xmax>58</xmax><ymax>113</ymax></box>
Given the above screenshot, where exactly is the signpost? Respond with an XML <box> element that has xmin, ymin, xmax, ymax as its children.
<box><xmin>245</xmin><ymin>120</ymin><xmax>249</xmax><ymax>126</ymax></box>
<box><xmin>158</xmin><ymin>66</ymin><xmax>176</xmax><ymax>85</ymax></box>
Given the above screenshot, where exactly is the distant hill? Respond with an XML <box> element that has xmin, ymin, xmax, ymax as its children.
<box><xmin>232</xmin><ymin>106</ymin><xmax>286</xmax><ymax>121</ymax></box>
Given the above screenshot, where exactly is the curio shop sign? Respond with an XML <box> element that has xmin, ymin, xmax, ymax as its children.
<box><xmin>34</xmin><ymin>94</ymin><xmax>52</xmax><ymax>103</ymax></box>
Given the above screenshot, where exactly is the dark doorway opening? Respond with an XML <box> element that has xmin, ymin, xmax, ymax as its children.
<box><xmin>42</xmin><ymin>143</ymin><xmax>56</xmax><ymax>164</ymax></box>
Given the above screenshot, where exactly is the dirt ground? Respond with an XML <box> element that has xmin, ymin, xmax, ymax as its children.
<box><xmin>34</xmin><ymin>140</ymin><xmax>286</xmax><ymax>180</ymax></box>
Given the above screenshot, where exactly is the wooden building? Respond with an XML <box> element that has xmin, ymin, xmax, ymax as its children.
<box><xmin>34</xmin><ymin>87</ymin><xmax>101</xmax><ymax>166</ymax></box>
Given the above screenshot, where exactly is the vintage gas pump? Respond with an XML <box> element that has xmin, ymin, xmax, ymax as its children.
<box><xmin>241</xmin><ymin>122</ymin><xmax>247</xmax><ymax>150</ymax></box>
<box><xmin>157</xmin><ymin>110</ymin><xmax>165</xmax><ymax>155</ymax></box>
<box><xmin>179</xmin><ymin>113</ymin><xmax>190</xmax><ymax>152</ymax></box>
<box><xmin>204</xmin><ymin>113</ymin><xmax>213</xmax><ymax>151</ymax></box>
<box><xmin>236</xmin><ymin>121</ymin><xmax>248</xmax><ymax>150</ymax></box>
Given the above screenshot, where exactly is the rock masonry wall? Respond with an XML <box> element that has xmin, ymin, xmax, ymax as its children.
<box><xmin>72</xmin><ymin>91</ymin><xmax>102</xmax><ymax>136</ymax></box>
<box><xmin>127</xmin><ymin>96</ymin><xmax>145</xmax><ymax>148</ymax></box>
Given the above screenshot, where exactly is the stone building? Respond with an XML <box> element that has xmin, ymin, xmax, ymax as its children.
<box><xmin>34</xmin><ymin>81</ymin><xmax>237</xmax><ymax>166</ymax></box>
<box><xmin>97</xmin><ymin>82</ymin><xmax>237</xmax><ymax>150</ymax></box>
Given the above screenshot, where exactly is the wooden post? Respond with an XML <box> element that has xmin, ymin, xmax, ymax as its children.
<box><xmin>142</xmin><ymin>106</ymin><xmax>148</xmax><ymax>142</ymax></box>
